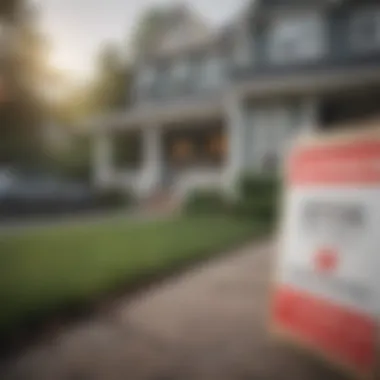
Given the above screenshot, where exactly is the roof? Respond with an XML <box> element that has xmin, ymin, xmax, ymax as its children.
<box><xmin>136</xmin><ymin>0</ymin><xmax>365</xmax><ymax>63</ymax></box>
<box><xmin>137</xmin><ymin>3</ymin><xmax>216</xmax><ymax>61</ymax></box>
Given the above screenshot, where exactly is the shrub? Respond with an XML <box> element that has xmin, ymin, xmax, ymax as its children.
<box><xmin>95</xmin><ymin>188</ymin><xmax>133</xmax><ymax>209</ymax></box>
<box><xmin>238</xmin><ymin>174</ymin><xmax>279</xmax><ymax>200</ymax></box>
<box><xmin>235</xmin><ymin>174</ymin><xmax>280</xmax><ymax>226</ymax></box>
<box><xmin>184</xmin><ymin>189</ymin><xmax>229</xmax><ymax>215</ymax></box>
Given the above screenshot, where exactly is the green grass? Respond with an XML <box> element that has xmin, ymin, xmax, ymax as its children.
<box><xmin>0</xmin><ymin>216</ymin><xmax>260</xmax><ymax>334</ymax></box>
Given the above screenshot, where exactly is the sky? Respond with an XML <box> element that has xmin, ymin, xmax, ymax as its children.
<box><xmin>38</xmin><ymin>0</ymin><xmax>246</xmax><ymax>82</ymax></box>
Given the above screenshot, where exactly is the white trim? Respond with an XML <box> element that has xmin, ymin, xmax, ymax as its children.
<box><xmin>223</xmin><ymin>93</ymin><xmax>246</xmax><ymax>193</ymax></box>
<box><xmin>140</xmin><ymin>126</ymin><xmax>163</xmax><ymax>196</ymax></box>
<box><xmin>93</xmin><ymin>131</ymin><xmax>114</xmax><ymax>188</ymax></box>
<box><xmin>234</xmin><ymin>28</ymin><xmax>253</xmax><ymax>67</ymax></box>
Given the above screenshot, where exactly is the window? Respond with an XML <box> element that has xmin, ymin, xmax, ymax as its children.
<box><xmin>171</xmin><ymin>59</ymin><xmax>190</xmax><ymax>82</ymax></box>
<box><xmin>351</xmin><ymin>8</ymin><xmax>380</xmax><ymax>52</ymax></box>
<box><xmin>200</xmin><ymin>55</ymin><xmax>225</xmax><ymax>88</ymax></box>
<box><xmin>137</xmin><ymin>65</ymin><xmax>156</xmax><ymax>89</ymax></box>
<box><xmin>234</xmin><ymin>30</ymin><xmax>253</xmax><ymax>66</ymax></box>
<box><xmin>269</xmin><ymin>13</ymin><xmax>325</xmax><ymax>63</ymax></box>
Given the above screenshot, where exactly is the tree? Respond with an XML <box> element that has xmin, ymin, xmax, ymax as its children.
<box><xmin>49</xmin><ymin>41</ymin><xmax>133</xmax><ymax>181</ymax></box>
<box><xmin>0</xmin><ymin>0</ymin><xmax>21</xmax><ymax>21</ymax></box>
<box><xmin>130</xmin><ymin>4</ymin><xmax>204</xmax><ymax>57</ymax></box>
<box><xmin>53</xmin><ymin>41</ymin><xmax>132</xmax><ymax>128</ymax></box>
<box><xmin>131</xmin><ymin>7</ymin><xmax>170</xmax><ymax>56</ymax></box>
<box><xmin>91</xmin><ymin>42</ymin><xmax>132</xmax><ymax>112</ymax></box>
<box><xmin>0</xmin><ymin>0</ymin><xmax>51</xmax><ymax>166</ymax></box>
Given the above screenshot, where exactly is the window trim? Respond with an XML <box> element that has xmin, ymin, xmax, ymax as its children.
<box><xmin>350</xmin><ymin>7</ymin><xmax>380</xmax><ymax>53</ymax></box>
<box><xmin>268</xmin><ymin>12</ymin><xmax>326</xmax><ymax>64</ymax></box>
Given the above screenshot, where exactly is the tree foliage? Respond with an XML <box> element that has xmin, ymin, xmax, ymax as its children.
<box><xmin>0</xmin><ymin>0</ymin><xmax>50</xmax><ymax>165</ymax></box>
<box><xmin>91</xmin><ymin>42</ymin><xmax>131</xmax><ymax>112</ymax></box>
<box><xmin>131</xmin><ymin>7</ymin><xmax>170</xmax><ymax>56</ymax></box>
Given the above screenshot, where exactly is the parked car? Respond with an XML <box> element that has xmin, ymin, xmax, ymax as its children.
<box><xmin>0</xmin><ymin>169</ymin><xmax>96</xmax><ymax>218</ymax></box>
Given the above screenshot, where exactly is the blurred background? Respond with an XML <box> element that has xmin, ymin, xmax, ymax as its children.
<box><xmin>0</xmin><ymin>0</ymin><xmax>379</xmax><ymax>379</ymax></box>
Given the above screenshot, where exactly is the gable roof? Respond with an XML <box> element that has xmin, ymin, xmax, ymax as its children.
<box><xmin>138</xmin><ymin>3</ymin><xmax>215</xmax><ymax>60</ymax></box>
<box><xmin>137</xmin><ymin>0</ymin><xmax>365</xmax><ymax>63</ymax></box>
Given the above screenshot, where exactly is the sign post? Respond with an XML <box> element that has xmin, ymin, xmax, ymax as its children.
<box><xmin>272</xmin><ymin>126</ymin><xmax>380</xmax><ymax>379</ymax></box>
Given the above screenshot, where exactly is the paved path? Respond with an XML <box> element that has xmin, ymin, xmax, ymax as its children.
<box><xmin>0</xmin><ymin>241</ymin><xmax>347</xmax><ymax>380</ymax></box>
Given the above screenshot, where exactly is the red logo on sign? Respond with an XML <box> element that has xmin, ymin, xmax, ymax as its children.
<box><xmin>314</xmin><ymin>248</ymin><xmax>338</xmax><ymax>273</ymax></box>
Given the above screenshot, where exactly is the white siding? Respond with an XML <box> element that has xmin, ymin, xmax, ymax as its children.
<box><xmin>243</xmin><ymin>100</ymin><xmax>319</xmax><ymax>173</ymax></box>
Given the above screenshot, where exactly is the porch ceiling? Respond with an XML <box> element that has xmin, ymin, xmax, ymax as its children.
<box><xmin>90</xmin><ymin>96</ymin><xmax>223</xmax><ymax>133</ymax></box>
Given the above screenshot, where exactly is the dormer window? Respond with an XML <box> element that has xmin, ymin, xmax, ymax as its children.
<box><xmin>350</xmin><ymin>8</ymin><xmax>380</xmax><ymax>52</ymax></box>
<box><xmin>269</xmin><ymin>13</ymin><xmax>325</xmax><ymax>64</ymax></box>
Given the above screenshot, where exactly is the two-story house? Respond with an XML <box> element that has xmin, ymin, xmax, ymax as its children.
<box><xmin>90</xmin><ymin>0</ymin><xmax>380</xmax><ymax>202</ymax></box>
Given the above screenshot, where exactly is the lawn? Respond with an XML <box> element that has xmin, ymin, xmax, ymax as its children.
<box><xmin>0</xmin><ymin>216</ymin><xmax>260</xmax><ymax>334</ymax></box>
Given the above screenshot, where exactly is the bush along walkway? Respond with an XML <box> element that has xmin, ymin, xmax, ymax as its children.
<box><xmin>0</xmin><ymin>240</ymin><xmax>345</xmax><ymax>380</ymax></box>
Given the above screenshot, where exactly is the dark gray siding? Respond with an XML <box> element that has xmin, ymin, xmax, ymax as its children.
<box><xmin>232</xmin><ymin>2</ymin><xmax>380</xmax><ymax>81</ymax></box>
<box><xmin>132</xmin><ymin>1</ymin><xmax>380</xmax><ymax>106</ymax></box>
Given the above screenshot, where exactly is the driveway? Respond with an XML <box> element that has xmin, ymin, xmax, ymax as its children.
<box><xmin>0</xmin><ymin>241</ymin><xmax>347</xmax><ymax>380</ymax></box>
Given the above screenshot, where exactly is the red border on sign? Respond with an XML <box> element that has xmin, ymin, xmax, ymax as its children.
<box><xmin>289</xmin><ymin>140</ymin><xmax>380</xmax><ymax>185</ymax></box>
<box><xmin>272</xmin><ymin>285</ymin><xmax>376</xmax><ymax>373</ymax></box>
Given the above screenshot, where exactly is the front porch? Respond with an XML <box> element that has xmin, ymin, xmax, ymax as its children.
<box><xmin>92</xmin><ymin>92</ymin><xmax>325</xmax><ymax>202</ymax></box>
<box><xmin>93</xmin><ymin>117</ymin><xmax>228</xmax><ymax>200</ymax></box>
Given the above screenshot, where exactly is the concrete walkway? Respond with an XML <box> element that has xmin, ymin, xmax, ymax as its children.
<box><xmin>0</xmin><ymin>241</ymin><xmax>346</xmax><ymax>380</ymax></box>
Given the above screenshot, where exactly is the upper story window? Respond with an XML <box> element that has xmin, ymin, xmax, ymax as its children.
<box><xmin>171</xmin><ymin>59</ymin><xmax>190</xmax><ymax>82</ymax></box>
<box><xmin>268</xmin><ymin>13</ymin><xmax>325</xmax><ymax>64</ymax></box>
<box><xmin>350</xmin><ymin>8</ymin><xmax>380</xmax><ymax>52</ymax></box>
<box><xmin>200</xmin><ymin>55</ymin><xmax>225</xmax><ymax>89</ymax></box>
<box><xmin>234</xmin><ymin>29</ymin><xmax>253</xmax><ymax>67</ymax></box>
<box><xmin>136</xmin><ymin>65</ymin><xmax>156</xmax><ymax>89</ymax></box>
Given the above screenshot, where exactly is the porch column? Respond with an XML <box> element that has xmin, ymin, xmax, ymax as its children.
<box><xmin>140</xmin><ymin>125</ymin><xmax>162</xmax><ymax>196</ymax></box>
<box><xmin>303</xmin><ymin>98</ymin><xmax>320</xmax><ymax>134</ymax></box>
<box><xmin>223</xmin><ymin>93</ymin><xmax>246</xmax><ymax>194</ymax></box>
<box><xmin>93</xmin><ymin>129</ymin><xmax>113</xmax><ymax>188</ymax></box>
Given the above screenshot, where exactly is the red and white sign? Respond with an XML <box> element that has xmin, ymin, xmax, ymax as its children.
<box><xmin>272</xmin><ymin>136</ymin><xmax>380</xmax><ymax>378</ymax></box>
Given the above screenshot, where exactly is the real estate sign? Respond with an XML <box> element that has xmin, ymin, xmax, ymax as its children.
<box><xmin>272</xmin><ymin>127</ymin><xmax>380</xmax><ymax>379</ymax></box>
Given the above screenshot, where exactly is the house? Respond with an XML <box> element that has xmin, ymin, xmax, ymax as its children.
<box><xmin>90</xmin><ymin>0</ymin><xmax>380</xmax><ymax>202</ymax></box>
